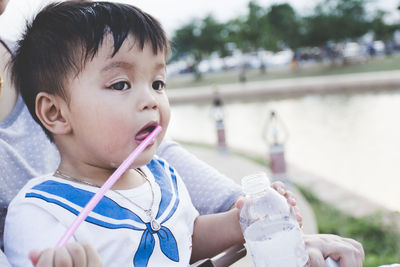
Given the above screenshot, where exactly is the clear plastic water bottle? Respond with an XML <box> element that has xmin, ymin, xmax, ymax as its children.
<box><xmin>239</xmin><ymin>172</ymin><xmax>309</xmax><ymax>267</ymax></box>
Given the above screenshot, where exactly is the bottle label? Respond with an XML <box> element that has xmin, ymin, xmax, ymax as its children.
<box><xmin>244</xmin><ymin>217</ymin><xmax>308</xmax><ymax>267</ymax></box>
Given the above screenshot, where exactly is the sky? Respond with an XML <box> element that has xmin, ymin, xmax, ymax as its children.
<box><xmin>0</xmin><ymin>0</ymin><xmax>399</xmax><ymax>41</ymax></box>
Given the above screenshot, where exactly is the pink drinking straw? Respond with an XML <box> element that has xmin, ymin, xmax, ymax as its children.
<box><xmin>55</xmin><ymin>125</ymin><xmax>162</xmax><ymax>248</ymax></box>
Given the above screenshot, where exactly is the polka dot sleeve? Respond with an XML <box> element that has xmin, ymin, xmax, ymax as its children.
<box><xmin>157</xmin><ymin>138</ymin><xmax>242</xmax><ymax>215</ymax></box>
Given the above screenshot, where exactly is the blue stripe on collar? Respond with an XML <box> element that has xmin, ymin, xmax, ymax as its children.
<box><xmin>147</xmin><ymin>159</ymin><xmax>179</xmax><ymax>221</ymax></box>
<box><xmin>26</xmin><ymin>159</ymin><xmax>180</xmax><ymax>229</ymax></box>
<box><xmin>26</xmin><ymin>192</ymin><xmax>143</xmax><ymax>230</ymax></box>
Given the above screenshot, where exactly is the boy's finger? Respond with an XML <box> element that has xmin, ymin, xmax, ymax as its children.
<box><xmin>66</xmin><ymin>243</ymin><xmax>87</xmax><ymax>267</ymax></box>
<box><xmin>81</xmin><ymin>242</ymin><xmax>103</xmax><ymax>267</ymax></box>
<box><xmin>54</xmin><ymin>246</ymin><xmax>73</xmax><ymax>267</ymax></box>
<box><xmin>285</xmin><ymin>190</ymin><xmax>297</xmax><ymax>206</ymax></box>
<box><xmin>28</xmin><ymin>249</ymin><xmax>42</xmax><ymax>266</ymax></box>
<box><xmin>32</xmin><ymin>248</ymin><xmax>54</xmax><ymax>267</ymax></box>
<box><xmin>271</xmin><ymin>181</ymin><xmax>286</xmax><ymax>195</ymax></box>
<box><xmin>235</xmin><ymin>197</ymin><xmax>245</xmax><ymax>210</ymax></box>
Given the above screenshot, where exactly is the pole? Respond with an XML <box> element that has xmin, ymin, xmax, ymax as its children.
<box><xmin>262</xmin><ymin>110</ymin><xmax>289</xmax><ymax>182</ymax></box>
<box><xmin>212</xmin><ymin>85</ymin><xmax>227</xmax><ymax>152</ymax></box>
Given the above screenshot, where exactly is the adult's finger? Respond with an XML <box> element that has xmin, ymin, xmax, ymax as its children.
<box><xmin>341</xmin><ymin>237</ymin><xmax>364</xmax><ymax>261</ymax></box>
<box><xmin>339</xmin><ymin>253</ymin><xmax>363</xmax><ymax>267</ymax></box>
<box><xmin>329</xmin><ymin>240</ymin><xmax>363</xmax><ymax>267</ymax></box>
<box><xmin>304</xmin><ymin>234</ymin><xmax>364</xmax><ymax>267</ymax></box>
<box><xmin>307</xmin><ymin>247</ymin><xmax>325</xmax><ymax>267</ymax></box>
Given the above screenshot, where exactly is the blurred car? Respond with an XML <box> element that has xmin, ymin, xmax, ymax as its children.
<box><xmin>372</xmin><ymin>40</ymin><xmax>385</xmax><ymax>55</ymax></box>
<box><xmin>342</xmin><ymin>42</ymin><xmax>367</xmax><ymax>63</ymax></box>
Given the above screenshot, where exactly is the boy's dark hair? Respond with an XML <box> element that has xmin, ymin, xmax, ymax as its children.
<box><xmin>11</xmin><ymin>1</ymin><xmax>168</xmax><ymax>141</ymax></box>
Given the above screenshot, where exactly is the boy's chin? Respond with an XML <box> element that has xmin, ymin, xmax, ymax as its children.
<box><xmin>134</xmin><ymin>149</ymin><xmax>157</xmax><ymax>166</ymax></box>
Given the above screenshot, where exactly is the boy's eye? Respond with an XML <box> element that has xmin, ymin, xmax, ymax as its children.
<box><xmin>109</xmin><ymin>81</ymin><xmax>130</xmax><ymax>91</ymax></box>
<box><xmin>152</xmin><ymin>80</ymin><xmax>166</xmax><ymax>91</ymax></box>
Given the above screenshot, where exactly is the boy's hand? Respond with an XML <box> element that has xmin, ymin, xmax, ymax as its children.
<box><xmin>236</xmin><ymin>181</ymin><xmax>302</xmax><ymax>226</ymax></box>
<box><xmin>270</xmin><ymin>181</ymin><xmax>302</xmax><ymax>227</ymax></box>
<box><xmin>29</xmin><ymin>242</ymin><xmax>102</xmax><ymax>267</ymax></box>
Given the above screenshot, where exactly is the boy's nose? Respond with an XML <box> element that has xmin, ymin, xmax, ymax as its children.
<box><xmin>138</xmin><ymin>88</ymin><xmax>158</xmax><ymax>111</ymax></box>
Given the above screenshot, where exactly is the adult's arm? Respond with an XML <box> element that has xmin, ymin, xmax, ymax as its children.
<box><xmin>0</xmin><ymin>39</ymin><xmax>18</xmax><ymax>122</ymax></box>
<box><xmin>157</xmin><ymin>138</ymin><xmax>242</xmax><ymax>215</ymax></box>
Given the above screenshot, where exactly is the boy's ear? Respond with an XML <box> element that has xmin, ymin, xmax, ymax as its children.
<box><xmin>35</xmin><ymin>92</ymin><xmax>71</xmax><ymax>135</ymax></box>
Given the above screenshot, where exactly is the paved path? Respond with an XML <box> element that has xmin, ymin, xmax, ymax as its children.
<box><xmin>182</xmin><ymin>145</ymin><xmax>318</xmax><ymax>267</ymax></box>
<box><xmin>288</xmin><ymin>164</ymin><xmax>389</xmax><ymax>217</ymax></box>
<box><xmin>168</xmin><ymin>70</ymin><xmax>400</xmax><ymax>104</ymax></box>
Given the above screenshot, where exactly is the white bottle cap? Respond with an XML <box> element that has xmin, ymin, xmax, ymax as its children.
<box><xmin>241</xmin><ymin>172</ymin><xmax>271</xmax><ymax>195</ymax></box>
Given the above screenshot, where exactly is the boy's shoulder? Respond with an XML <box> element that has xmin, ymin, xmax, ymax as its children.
<box><xmin>10</xmin><ymin>174</ymin><xmax>94</xmax><ymax>207</ymax></box>
<box><xmin>8</xmin><ymin>174</ymin><xmax>57</xmax><ymax>210</ymax></box>
<box><xmin>14</xmin><ymin>174</ymin><xmax>55</xmax><ymax>195</ymax></box>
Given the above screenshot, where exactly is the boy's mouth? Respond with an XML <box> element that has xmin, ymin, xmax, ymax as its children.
<box><xmin>135</xmin><ymin>122</ymin><xmax>159</xmax><ymax>143</ymax></box>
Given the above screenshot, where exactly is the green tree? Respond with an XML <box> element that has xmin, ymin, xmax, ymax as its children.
<box><xmin>221</xmin><ymin>18</ymin><xmax>243</xmax><ymax>52</ymax></box>
<box><xmin>233</xmin><ymin>1</ymin><xmax>279</xmax><ymax>76</ymax></box>
<box><xmin>197</xmin><ymin>15</ymin><xmax>226</xmax><ymax>56</ymax></box>
<box><xmin>231</xmin><ymin>1</ymin><xmax>279</xmax><ymax>52</ymax></box>
<box><xmin>301</xmin><ymin>0</ymin><xmax>369</xmax><ymax>47</ymax></box>
<box><xmin>171</xmin><ymin>20</ymin><xmax>201</xmax><ymax>77</ymax></box>
<box><xmin>370</xmin><ymin>10</ymin><xmax>397</xmax><ymax>41</ymax></box>
<box><xmin>266</xmin><ymin>3</ymin><xmax>301</xmax><ymax>49</ymax></box>
<box><xmin>171</xmin><ymin>15</ymin><xmax>225</xmax><ymax>80</ymax></box>
<box><xmin>334</xmin><ymin>0</ymin><xmax>369</xmax><ymax>39</ymax></box>
<box><xmin>171</xmin><ymin>21</ymin><xmax>197</xmax><ymax>58</ymax></box>
<box><xmin>301</xmin><ymin>12</ymin><xmax>334</xmax><ymax>47</ymax></box>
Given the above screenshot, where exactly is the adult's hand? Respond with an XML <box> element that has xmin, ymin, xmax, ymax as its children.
<box><xmin>29</xmin><ymin>242</ymin><xmax>102</xmax><ymax>267</ymax></box>
<box><xmin>304</xmin><ymin>234</ymin><xmax>364</xmax><ymax>267</ymax></box>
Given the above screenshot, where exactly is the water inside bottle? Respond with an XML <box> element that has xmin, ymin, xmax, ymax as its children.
<box><xmin>244</xmin><ymin>217</ymin><xmax>308</xmax><ymax>267</ymax></box>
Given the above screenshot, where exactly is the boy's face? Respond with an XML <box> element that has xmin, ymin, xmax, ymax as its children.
<box><xmin>0</xmin><ymin>0</ymin><xmax>9</xmax><ymax>15</ymax></box>
<box><xmin>63</xmin><ymin>34</ymin><xmax>170</xmax><ymax>168</ymax></box>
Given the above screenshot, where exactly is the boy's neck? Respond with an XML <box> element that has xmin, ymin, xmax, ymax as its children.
<box><xmin>54</xmin><ymin>167</ymin><xmax>147</xmax><ymax>190</ymax></box>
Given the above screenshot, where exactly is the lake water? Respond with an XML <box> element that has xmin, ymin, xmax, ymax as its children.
<box><xmin>168</xmin><ymin>89</ymin><xmax>400</xmax><ymax>212</ymax></box>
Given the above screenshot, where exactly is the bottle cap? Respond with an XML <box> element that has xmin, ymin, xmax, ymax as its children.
<box><xmin>241</xmin><ymin>172</ymin><xmax>270</xmax><ymax>195</ymax></box>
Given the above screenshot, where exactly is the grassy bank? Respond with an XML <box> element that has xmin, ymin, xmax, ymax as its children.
<box><xmin>297</xmin><ymin>186</ymin><xmax>400</xmax><ymax>266</ymax></box>
<box><xmin>167</xmin><ymin>54</ymin><xmax>400</xmax><ymax>89</ymax></box>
